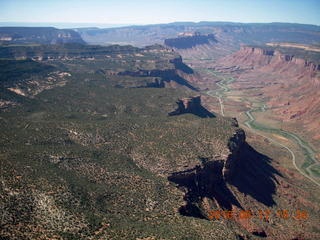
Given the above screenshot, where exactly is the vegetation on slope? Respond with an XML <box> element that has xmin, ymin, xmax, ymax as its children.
<box><xmin>0</xmin><ymin>44</ymin><xmax>243</xmax><ymax>239</ymax></box>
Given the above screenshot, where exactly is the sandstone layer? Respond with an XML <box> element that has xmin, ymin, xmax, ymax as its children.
<box><xmin>215</xmin><ymin>46</ymin><xmax>320</xmax><ymax>142</ymax></box>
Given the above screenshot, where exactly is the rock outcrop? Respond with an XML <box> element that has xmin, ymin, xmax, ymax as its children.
<box><xmin>168</xmin><ymin>96</ymin><xmax>214</xmax><ymax>118</ymax></box>
<box><xmin>223</xmin><ymin>129</ymin><xmax>246</xmax><ymax>180</ymax></box>
<box><xmin>117</xmin><ymin>56</ymin><xmax>198</xmax><ymax>90</ymax></box>
<box><xmin>117</xmin><ymin>68</ymin><xmax>197</xmax><ymax>90</ymax></box>
<box><xmin>167</xmin><ymin>125</ymin><xmax>282</xmax><ymax>239</ymax></box>
<box><xmin>168</xmin><ymin>128</ymin><xmax>247</xmax><ymax>215</ymax></box>
<box><xmin>165</xmin><ymin>33</ymin><xmax>217</xmax><ymax>49</ymax></box>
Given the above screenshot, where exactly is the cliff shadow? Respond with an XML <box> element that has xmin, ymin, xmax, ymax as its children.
<box><xmin>229</xmin><ymin>142</ymin><xmax>282</xmax><ymax>207</ymax></box>
<box><xmin>117</xmin><ymin>69</ymin><xmax>198</xmax><ymax>91</ymax></box>
<box><xmin>170</xmin><ymin>58</ymin><xmax>194</xmax><ymax>74</ymax></box>
<box><xmin>168</xmin><ymin>104</ymin><xmax>215</xmax><ymax>118</ymax></box>
<box><xmin>168</xmin><ymin>142</ymin><xmax>282</xmax><ymax>219</ymax></box>
<box><xmin>168</xmin><ymin>160</ymin><xmax>242</xmax><ymax>218</ymax></box>
<box><xmin>163</xmin><ymin>74</ymin><xmax>198</xmax><ymax>91</ymax></box>
<box><xmin>168</xmin><ymin>96</ymin><xmax>215</xmax><ymax>118</ymax></box>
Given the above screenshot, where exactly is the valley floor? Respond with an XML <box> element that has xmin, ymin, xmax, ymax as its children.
<box><xmin>199</xmin><ymin>69</ymin><xmax>320</xmax><ymax>187</ymax></box>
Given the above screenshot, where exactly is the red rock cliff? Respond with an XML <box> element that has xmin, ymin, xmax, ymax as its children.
<box><xmin>216</xmin><ymin>46</ymin><xmax>320</xmax><ymax>142</ymax></box>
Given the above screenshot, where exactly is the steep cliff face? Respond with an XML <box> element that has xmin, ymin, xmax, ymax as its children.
<box><xmin>165</xmin><ymin>33</ymin><xmax>217</xmax><ymax>49</ymax></box>
<box><xmin>117</xmin><ymin>68</ymin><xmax>195</xmax><ymax>89</ymax></box>
<box><xmin>168</xmin><ymin>128</ymin><xmax>248</xmax><ymax>214</ymax></box>
<box><xmin>216</xmin><ymin>45</ymin><xmax>320</xmax><ymax>141</ymax></box>
<box><xmin>117</xmin><ymin>56</ymin><xmax>198</xmax><ymax>90</ymax></box>
<box><xmin>168</xmin><ymin>96</ymin><xmax>214</xmax><ymax>118</ymax></box>
<box><xmin>221</xmin><ymin>46</ymin><xmax>320</xmax><ymax>75</ymax></box>
<box><xmin>167</xmin><ymin>126</ymin><xmax>298</xmax><ymax>238</ymax></box>
<box><xmin>224</xmin><ymin>129</ymin><xmax>246</xmax><ymax>180</ymax></box>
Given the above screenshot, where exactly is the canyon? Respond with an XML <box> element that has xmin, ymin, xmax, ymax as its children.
<box><xmin>1</xmin><ymin>23</ymin><xmax>320</xmax><ymax>239</ymax></box>
<box><xmin>213</xmin><ymin>45</ymin><xmax>320</xmax><ymax>147</ymax></box>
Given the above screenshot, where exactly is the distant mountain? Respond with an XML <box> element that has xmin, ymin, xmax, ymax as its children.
<box><xmin>76</xmin><ymin>22</ymin><xmax>320</xmax><ymax>49</ymax></box>
<box><xmin>0</xmin><ymin>22</ymin><xmax>129</xmax><ymax>29</ymax></box>
<box><xmin>0</xmin><ymin>27</ymin><xmax>85</xmax><ymax>45</ymax></box>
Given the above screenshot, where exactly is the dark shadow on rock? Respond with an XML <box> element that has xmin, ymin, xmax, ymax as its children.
<box><xmin>229</xmin><ymin>143</ymin><xmax>282</xmax><ymax>207</ymax></box>
<box><xmin>164</xmin><ymin>34</ymin><xmax>218</xmax><ymax>49</ymax></box>
<box><xmin>117</xmin><ymin>69</ymin><xmax>198</xmax><ymax>91</ymax></box>
<box><xmin>170</xmin><ymin>57</ymin><xmax>194</xmax><ymax>74</ymax></box>
<box><xmin>168</xmin><ymin>142</ymin><xmax>282</xmax><ymax>219</ymax></box>
<box><xmin>168</xmin><ymin>161</ymin><xmax>242</xmax><ymax>218</ymax></box>
<box><xmin>168</xmin><ymin>74</ymin><xmax>197</xmax><ymax>91</ymax></box>
<box><xmin>168</xmin><ymin>96</ymin><xmax>215</xmax><ymax>118</ymax></box>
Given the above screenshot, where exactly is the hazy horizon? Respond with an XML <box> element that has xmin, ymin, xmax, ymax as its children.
<box><xmin>0</xmin><ymin>0</ymin><xmax>319</xmax><ymax>27</ymax></box>
<box><xmin>0</xmin><ymin>20</ymin><xmax>319</xmax><ymax>30</ymax></box>
<box><xmin>0</xmin><ymin>22</ymin><xmax>131</xmax><ymax>29</ymax></box>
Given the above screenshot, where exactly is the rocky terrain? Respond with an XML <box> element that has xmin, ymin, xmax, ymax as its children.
<box><xmin>0</xmin><ymin>43</ymin><xmax>252</xmax><ymax>239</ymax></box>
<box><xmin>77</xmin><ymin>22</ymin><xmax>320</xmax><ymax>62</ymax></box>
<box><xmin>164</xmin><ymin>32</ymin><xmax>217</xmax><ymax>49</ymax></box>
<box><xmin>214</xmin><ymin>45</ymin><xmax>320</xmax><ymax>144</ymax></box>
<box><xmin>1</xmin><ymin>23</ymin><xmax>320</xmax><ymax>239</ymax></box>
<box><xmin>168</xmin><ymin>96</ymin><xmax>214</xmax><ymax>118</ymax></box>
<box><xmin>77</xmin><ymin>22</ymin><xmax>320</xmax><ymax>47</ymax></box>
<box><xmin>0</xmin><ymin>44</ymin><xmax>199</xmax><ymax>105</ymax></box>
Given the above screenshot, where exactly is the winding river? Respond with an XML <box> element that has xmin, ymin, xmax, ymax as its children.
<box><xmin>205</xmin><ymin>70</ymin><xmax>320</xmax><ymax>188</ymax></box>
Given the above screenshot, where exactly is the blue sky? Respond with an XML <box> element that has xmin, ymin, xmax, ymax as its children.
<box><xmin>0</xmin><ymin>0</ymin><xmax>319</xmax><ymax>27</ymax></box>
